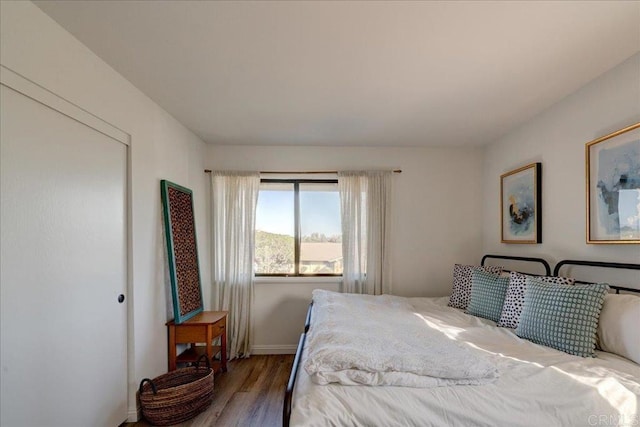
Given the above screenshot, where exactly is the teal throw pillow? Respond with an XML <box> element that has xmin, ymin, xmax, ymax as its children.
<box><xmin>466</xmin><ymin>269</ymin><xmax>509</xmax><ymax>322</ymax></box>
<box><xmin>515</xmin><ymin>278</ymin><xmax>608</xmax><ymax>357</ymax></box>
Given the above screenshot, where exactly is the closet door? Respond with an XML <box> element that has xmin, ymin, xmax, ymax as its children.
<box><xmin>0</xmin><ymin>83</ymin><xmax>128</xmax><ymax>426</ymax></box>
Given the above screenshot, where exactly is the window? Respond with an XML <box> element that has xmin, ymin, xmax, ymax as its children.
<box><xmin>255</xmin><ymin>179</ymin><xmax>342</xmax><ymax>276</ymax></box>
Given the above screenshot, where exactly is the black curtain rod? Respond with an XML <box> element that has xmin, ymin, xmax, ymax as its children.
<box><xmin>203</xmin><ymin>169</ymin><xmax>401</xmax><ymax>174</ymax></box>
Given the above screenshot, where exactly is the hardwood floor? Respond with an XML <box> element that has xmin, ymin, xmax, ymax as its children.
<box><xmin>129</xmin><ymin>354</ymin><xmax>294</xmax><ymax>427</ymax></box>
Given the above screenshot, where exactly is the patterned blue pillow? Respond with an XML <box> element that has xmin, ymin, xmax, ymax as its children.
<box><xmin>466</xmin><ymin>270</ymin><xmax>510</xmax><ymax>322</ymax></box>
<box><xmin>515</xmin><ymin>278</ymin><xmax>609</xmax><ymax>357</ymax></box>
<box><xmin>448</xmin><ymin>264</ymin><xmax>503</xmax><ymax>309</ymax></box>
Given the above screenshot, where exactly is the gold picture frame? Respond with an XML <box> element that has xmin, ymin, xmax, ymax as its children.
<box><xmin>586</xmin><ymin>122</ymin><xmax>640</xmax><ymax>244</ymax></box>
<box><xmin>501</xmin><ymin>162</ymin><xmax>542</xmax><ymax>244</ymax></box>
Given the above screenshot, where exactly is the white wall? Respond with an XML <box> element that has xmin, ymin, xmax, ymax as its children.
<box><xmin>482</xmin><ymin>53</ymin><xmax>640</xmax><ymax>277</ymax></box>
<box><xmin>0</xmin><ymin>2</ymin><xmax>211</xmax><ymax>421</ymax></box>
<box><xmin>8</xmin><ymin>2</ymin><xmax>636</xmax><ymax>417</ymax></box>
<box><xmin>206</xmin><ymin>145</ymin><xmax>485</xmax><ymax>351</ymax></box>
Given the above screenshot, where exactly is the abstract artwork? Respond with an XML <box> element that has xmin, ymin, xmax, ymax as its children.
<box><xmin>586</xmin><ymin>123</ymin><xmax>640</xmax><ymax>244</ymax></box>
<box><xmin>501</xmin><ymin>162</ymin><xmax>541</xmax><ymax>244</ymax></box>
<box><xmin>161</xmin><ymin>180</ymin><xmax>204</xmax><ymax>323</ymax></box>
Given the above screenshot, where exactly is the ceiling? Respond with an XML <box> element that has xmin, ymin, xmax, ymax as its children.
<box><xmin>35</xmin><ymin>1</ymin><xmax>640</xmax><ymax>147</ymax></box>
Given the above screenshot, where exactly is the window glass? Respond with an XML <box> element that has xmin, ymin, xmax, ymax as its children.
<box><xmin>299</xmin><ymin>183</ymin><xmax>342</xmax><ymax>275</ymax></box>
<box><xmin>255</xmin><ymin>182</ymin><xmax>294</xmax><ymax>274</ymax></box>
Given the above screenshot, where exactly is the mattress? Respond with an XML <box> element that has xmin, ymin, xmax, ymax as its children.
<box><xmin>291</xmin><ymin>297</ymin><xmax>640</xmax><ymax>427</ymax></box>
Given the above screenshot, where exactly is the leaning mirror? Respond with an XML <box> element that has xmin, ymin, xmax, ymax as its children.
<box><xmin>161</xmin><ymin>180</ymin><xmax>204</xmax><ymax>323</ymax></box>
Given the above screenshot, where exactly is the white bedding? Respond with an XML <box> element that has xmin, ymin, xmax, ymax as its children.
<box><xmin>305</xmin><ymin>290</ymin><xmax>498</xmax><ymax>387</ymax></box>
<box><xmin>291</xmin><ymin>297</ymin><xmax>640</xmax><ymax>427</ymax></box>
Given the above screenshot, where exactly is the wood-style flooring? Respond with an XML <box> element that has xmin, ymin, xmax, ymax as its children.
<box><xmin>128</xmin><ymin>354</ymin><xmax>294</xmax><ymax>427</ymax></box>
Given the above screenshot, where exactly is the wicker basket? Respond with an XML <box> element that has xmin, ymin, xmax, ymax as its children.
<box><xmin>139</xmin><ymin>355</ymin><xmax>214</xmax><ymax>426</ymax></box>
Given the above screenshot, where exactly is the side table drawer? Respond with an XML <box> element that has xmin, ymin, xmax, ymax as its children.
<box><xmin>175</xmin><ymin>325</ymin><xmax>207</xmax><ymax>343</ymax></box>
<box><xmin>211</xmin><ymin>322</ymin><xmax>225</xmax><ymax>336</ymax></box>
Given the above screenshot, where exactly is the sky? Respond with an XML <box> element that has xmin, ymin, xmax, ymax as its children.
<box><xmin>255</xmin><ymin>188</ymin><xmax>342</xmax><ymax>237</ymax></box>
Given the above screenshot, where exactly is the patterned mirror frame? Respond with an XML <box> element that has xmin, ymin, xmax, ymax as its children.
<box><xmin>161</xmin><ymin>180</ymin><xmax>204</xmax><ymax>323</ymax></box>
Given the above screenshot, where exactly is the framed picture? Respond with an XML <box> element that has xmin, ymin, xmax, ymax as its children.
<box><xmin>501</xmin><ymin>162</ymin><xmax>542</xmax><ymax>244</ymax></box>
<box><xmin>586</xmin><ymin>122</ymin><xmax>640</xmax><ymax>244</ymax></box>
<box><xmin>161</xmin><ymin>180</ymin><xmax>204</xmax><ymax>323</ymax></box>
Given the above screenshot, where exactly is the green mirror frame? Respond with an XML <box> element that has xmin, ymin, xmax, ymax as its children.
<box><xmin>161</xmin><ymin>180</ymin><xmax>204</xmax><ymax>324</ymax></box>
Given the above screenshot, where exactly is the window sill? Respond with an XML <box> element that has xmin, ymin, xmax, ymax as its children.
<box><xmin>254</xmin><ymin>276</ymin><xmax>342</xmax><ymax>285</ymax></box>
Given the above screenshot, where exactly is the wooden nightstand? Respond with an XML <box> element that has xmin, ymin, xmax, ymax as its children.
<box><xmin>166</xmin><ymin>311</ymin><xmax>228</xmax><ymax>373</ymax></box>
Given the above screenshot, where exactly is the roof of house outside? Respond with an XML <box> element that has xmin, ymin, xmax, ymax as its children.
<box><xmin>300</xmin><ymin>243</ymin><xmax>342</xmax><ymax>262</ymax></box>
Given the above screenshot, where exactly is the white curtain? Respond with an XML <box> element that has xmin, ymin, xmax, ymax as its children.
<box><xmin>338</xmin><ymin>171</ymin><xmax>392</xmax><ymax>295</ymax></box>
<box><xmin>210</xmin><ymin>171</ymin><xmax>260</xmax><ymax>359</ymax></box>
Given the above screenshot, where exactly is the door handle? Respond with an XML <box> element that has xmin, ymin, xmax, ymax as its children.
<box><xmin>118</xmin><ymin>294</ymin><xmax>125</xmax><ymax>303</ymax></box>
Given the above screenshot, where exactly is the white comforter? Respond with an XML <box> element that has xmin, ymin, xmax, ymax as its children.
<box><xmin>304</xmin><ymin>290</ymin><xmax>498</xmax><ymax>387</ymax></box>
<box><xmin>292</xmin><ymin>296</ymin><xmax>640</xmax><ymax>427</ymax></box>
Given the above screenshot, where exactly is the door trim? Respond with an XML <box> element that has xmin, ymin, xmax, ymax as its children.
<box><xmin>0</xmin><ymin>65</ymin><xmax>129</xmax><ymax>145</ymax></box>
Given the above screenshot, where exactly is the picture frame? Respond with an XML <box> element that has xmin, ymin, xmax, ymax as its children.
<box><xmin>501</xmin><ymin>162</ymin><xmax>542</xmax><ymax>244</ymax></box>
<box><xmin>161</xmin><ymin>180</ymin><xmax>204</xmax><ymax>323</ymax></box>
<box><xmin>586</xmin><ymin>122</ymin><xmax>640</xmax><ymax>244</ymax></box>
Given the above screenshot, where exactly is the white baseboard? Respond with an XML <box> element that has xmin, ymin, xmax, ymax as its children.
<box><xmin>127</xmin><ymin>406</ymin><xmax>141</xmax><ymax>423</ymax></box>
<box><xmin>251</xmin><ymin>345</ymin><xmax>297</xmax><ymax>355</ymax></box>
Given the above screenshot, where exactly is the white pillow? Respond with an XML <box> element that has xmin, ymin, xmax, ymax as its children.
<box><xmin>597</xmin><ymin>293</ymin><xmax>640</xmax><ymax>364</ymax></box>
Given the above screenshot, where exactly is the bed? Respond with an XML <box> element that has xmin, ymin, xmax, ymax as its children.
<box><xmin>284</xmin><ymin>256</ymin><xmax>640</xmax><ymax>427</ymax></box>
